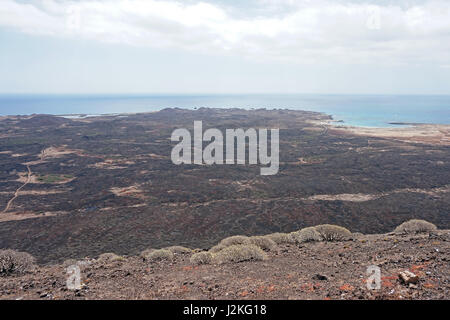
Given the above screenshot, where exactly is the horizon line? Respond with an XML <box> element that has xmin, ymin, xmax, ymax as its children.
<box><xmin>1</xmin><ymin>92</ymin><xmax>450</xmax><ymax>97</ymax></box>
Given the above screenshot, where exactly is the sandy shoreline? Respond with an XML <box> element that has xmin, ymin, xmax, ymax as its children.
<box><xmin>308</xmin><ymin>117</ymin><xmax>450</xmax><ymax>146</ymax></box>
<box><xmin>329</xmin><ymin>123</ymin><xmax>450</xmax><ymax>146</ymax></box>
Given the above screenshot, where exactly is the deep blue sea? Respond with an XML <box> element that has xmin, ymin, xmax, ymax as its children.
<box><xmin>0</xmin><ymin>94</ymin><xmax>449</xmax><ymax>128</ymax></box>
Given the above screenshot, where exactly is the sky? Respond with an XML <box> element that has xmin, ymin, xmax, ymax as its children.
<box><xmin>0</xmin><ymin>0</ymin><xmax>450</xmax><ymax>95</ymax></box>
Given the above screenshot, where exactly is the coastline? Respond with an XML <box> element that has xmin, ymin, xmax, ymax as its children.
<box><xmin>0</xmin><ymin>107</ymin><xmax>448</xmax><ymax>266</ymax></box>
<box><xmin>1</xmin><ymin>108</ymin><xmax>449</xmax><ymax>146</ymax></box>
<box><xmin>316</xmin><ymin>118</ymin><xmax>450</xmax><ymax>146</ymax></box>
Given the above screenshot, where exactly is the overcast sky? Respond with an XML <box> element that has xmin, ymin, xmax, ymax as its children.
<box><xmin>1</xmin><ymin>0</ymin><xmax>450</xmax><ymax>94</ymax></box>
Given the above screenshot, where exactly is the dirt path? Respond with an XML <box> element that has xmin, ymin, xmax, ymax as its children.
<box><xmin>2</xmin><ymin>164</ymin><xmax>32</xmax><ymax>213</ymax></box>
<box><xmin>2</xmin><ymin>147</ymin><xmax>50</xmax><ymax>213</ymax></box>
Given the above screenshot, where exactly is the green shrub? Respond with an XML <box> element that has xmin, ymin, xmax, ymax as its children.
<box><xmin>394</xmin><ymin>219</ymin><xmax>437</xmax><ymax>234</ymax></box>
<box><xmin>290</xmin><ymin>227</ymin><xmax>322</xmax><ymax>243</ymax></box>
<box><xmin>264</xmin><ymin>232</ymin><xmax>295</xmax><ymax>244</ymax></box>
<box><xmin>212</xmin><ymin>244</ymin><xmax>267</xmax><ymax>264</ymax></box>
<box><xmin>165</xmin><ymin>246</ymin><xmax>193</xmax><ymax>254</ymax></box>
<box><xmin>249</xmin><ymin>236</ymin><xmax>277</xmax><ymax>251</ymax></box>
<box><xmin>314</xmin><ymin>224</ymin><xmax>352</xmax><ymax>241</ymax></box>
<box><xmin>141</xmin><ymin>249</ymin><xmax>174</xmax><ymax>262</ymax></box>
<box><xmin>190</xmin><ymin>252</ymin><xmax>213</xmax><ymax>265</ymax></box>
<box><xmin>0</xmin><ymin>250</ymin><xmax>36</xmax><ymax>276</ymax></box>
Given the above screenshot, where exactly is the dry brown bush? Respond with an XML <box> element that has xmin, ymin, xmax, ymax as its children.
<box><xmin>210</xmin><ymin>235</ymin><xmax>251</xmax><ymax>253</ymax></box>
<box><xmin>141</xmin><ymin>249</ymin><xmax>174</xmax><ymax>261</ymax></box>
<box><xmin>314</xmin><ymin>224</ymin><xmax>352</xmax><ymax>241</ymax></box>
<box><xmin>264</xmin><ymin>232</ymin><xmax>295</xmax><ymax>244</ymax></box>
<box><xmin>249</xmin><ymin>236</ymin><xmax>277</xmax><ymax>251</ymax></box>
<box><xmin>97</xmin><ymin>252</ymin><xmax>125</xmax><ymax>263</ymax></box>
<box><xmin>290</xmin><ymin>227</ymin><xmax>322</xmax><ymax>243</ymax></box>
<box><xmin>0</xmin><ymin>249</ymin><xmax>36</xmax><ymax>276</ymax></box>
<box><xmin>212</xmin><ymin>244</ymin><xmax>267</xmax><ymax>264</ymax></box>
<box><xmin>165</xmin><ymin>246</ymin><xmax>193</xmax><ymax>254</ymax></box>
<box><xmin>190</xmin><ymin>252</ymin><xmax>213</xmax><ymax>265</ymax></box>
<box><xmin>394</xmin><ymin>219</ymin><xmax>437</xmax><ymax>234</ymax></box>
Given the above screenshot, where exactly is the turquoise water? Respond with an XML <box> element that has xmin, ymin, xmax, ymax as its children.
<box><xmin>0</xmin><ymin>94</ymin><xmax>449</xmax><ymax>127</ymax></box>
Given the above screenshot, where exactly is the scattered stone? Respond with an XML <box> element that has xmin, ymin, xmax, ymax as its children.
<box><xmin>399</xmin><ymin>270</ymin><xmax>419</xmax><ymax>284</ymax></box>
<box><xmin>312</xmin><ymin>274</ymin><xmax>328</xmax><ymax>281</ymax></box>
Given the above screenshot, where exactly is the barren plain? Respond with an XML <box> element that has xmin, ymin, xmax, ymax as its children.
<box><xmin>0</xmin><ymin>108</ymin><xmax>448</xmax><ymax>264</ymax></box>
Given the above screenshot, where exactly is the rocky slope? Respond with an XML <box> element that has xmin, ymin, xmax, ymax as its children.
<box><xmin>1</xmin><ymin>230</ymin><xmax>448</xmax><ymax>300</ymax></box>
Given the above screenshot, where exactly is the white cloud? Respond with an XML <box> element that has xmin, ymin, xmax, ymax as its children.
<box><xmin>1</xmin><ymin>0</ymin><xmax>449</xmax><ymax>65</ymax></box>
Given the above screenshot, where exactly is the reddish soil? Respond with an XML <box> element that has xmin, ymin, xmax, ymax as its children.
<box><xmin>1</xmin><ymin>231</ymin><xmax>448</xmax><ymax>300</ymax></box>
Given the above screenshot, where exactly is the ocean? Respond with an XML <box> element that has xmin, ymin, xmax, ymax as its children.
<box><xmin>0</xmin><ymin>94</ymin><xmax>449</xmax><ymax>128</ymax></box>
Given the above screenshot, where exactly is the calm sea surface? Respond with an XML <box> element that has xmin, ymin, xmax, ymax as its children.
<box><xmin>0</xmin><ymin>94</ymin><xmax>449</xmax><ymax>127</ymax></box>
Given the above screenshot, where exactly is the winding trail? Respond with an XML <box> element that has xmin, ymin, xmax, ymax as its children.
<box><xmin>2</xmin><ymin>165</ymin><xmax>32</xmax><ymax>213</ymax></box>
<box><xmin>2</xmin><ymin>147</ymin><xmax>49</xmax><ymax>213</ymax></box>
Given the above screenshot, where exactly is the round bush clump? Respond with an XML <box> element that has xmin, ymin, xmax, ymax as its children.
<box><xmin>264</xmin><ymin>233</ymin><xmax>295</xmax><ymax>244</ymax></box>
<box><xmin>290</xmin><ymin>227</ymin><xmax>322</xmax><ymax>243</ymax></box>
<box><xmin>394</xmin><ymin>219</ymin><xmax>437</xmax><ymax>234</ymax></box>
<box><xmin>209</xmin><ymin>244</ymin><xmax>227</xmax><ymax>253</ymax></box>
<box><xmin>141</xmin><ymin>249</ymin><xmax>174</xmax><ymax>262</ymax></box>
<box><xmin>0</xmin><ymin>249</ymin><xmax>36</xmax><ymax>276</ymax></box>
<box><xmin>210</xmin><ymin>235</ymin><xmax>251</xmax><ymax>253</ymax></box>
<box><xmin>165</xmin><ymin>246</ymin><xmax>193</xmax><ymax>254</ymax></box>
<box><xmin>314</xmin><ymin>224</ymin><xmax>352</xmax><ymax>241</ymax></box>
<box><xmin>219</xmin><ymin>235</ymin><xmax>251</xmax><ymax>247</ymax></box>
<box><xmin>190</xmin><ymin>252</ymin><xmax>213</xmax><ymax>265</ymax></box>
<box><xmin>249</xmin><ymin>236</ymin><xmax>277</xmax><ymax>251</ymax></box>
<box><xmin>97</xmin><ymin>252</ymin><xmax>125</xmax><ymax>263</ymax></box>
<box><xmin>212</xmin><ymin>244</ymin><xmax>267</xmax><ymax>264</ymax></box>
<box><xmin>140</xmin><ymin>248</ymin><xmax>154</xmax><ymax>258</ymax></box>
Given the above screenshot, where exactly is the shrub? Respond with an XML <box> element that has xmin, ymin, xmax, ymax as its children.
<box><xmin>249</xmin><ymin>236</ymin><xmax>277</xmax><ymax>251</ymax></box>
<box><xmin>314</xmin><ymin>224</ymin><xmax>352</xmax><ymax>241</ymax></box>
<box><xmin>210</xmin><ymin>235</ymin><xmax>251</xmax><ymax>253</ymax></box>
<box><xmin>264</xmin><ymin>233</ymin><xmax>295</xmax><ymax>244</ymax></box>
<box><xmin>140</xmin><ymin>248</ymin><xmax>154</xmax><ymax>258</ymax></box>
<box><xmin>209</xmin><ymin>244</ymin><xmax>227</xmax><ymax>253</ymax></box>
<box><xmin>141</xmin><ymin>249</ymin><xmax>174</xmax><ymax>262</ymax></box>
<box><xmin>165</xmin><ymin>246</ymin><xmax>192</xmax><ymax>254</ymax></box>
<box><xmin>97</xmin><ymin>252</ymin><xmax>125</xmax><ymax>263</ymax></box>
<box><xmin>290</xmin><ymin>227</ymin><xmax>322</xmax><ymax>243</ymax></box>
<box><xmin>219</xmin><ymin>235</ymin><xmax>251</xmax><ymax>247</ymax></box>
<box><xmin>394</xmin><ymin>219</ymin><xmax>437</xmax><ymax>234</ymax></box>
<box><xmin>190</xmin><ymin>252</ymin><xmax>213</xmax><ymax>265</ymax></box>
<box><xmin>0</xmin><ymin>250</ymin><xmax>36</xmax><ymax>276</ymax></box>
<box><xmin>212</xmin><ymin>244</ymin><xmax>267</xmax><ymax>264</ymax></box>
